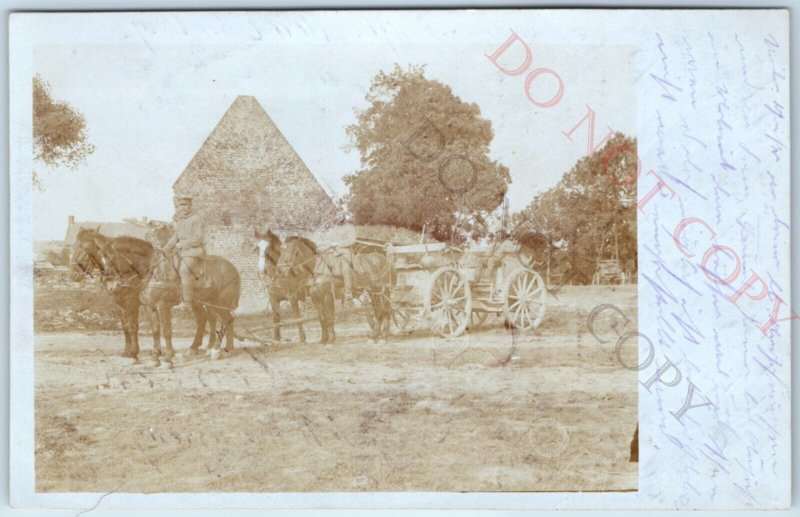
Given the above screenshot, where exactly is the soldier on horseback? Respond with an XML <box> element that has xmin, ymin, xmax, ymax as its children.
<box><xmin>161</xmin><ymin>193</ymin><xmax>205</xmax><ymax>310</ymax></box>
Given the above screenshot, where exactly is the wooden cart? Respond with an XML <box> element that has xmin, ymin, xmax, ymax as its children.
<box><xmin>388</xmin><ymin>239</ymin><xmax>547</xmax><ymax>338</ymax></box>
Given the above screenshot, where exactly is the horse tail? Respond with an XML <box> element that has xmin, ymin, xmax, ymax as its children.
<box><xmin>227</xmin><ymin>263</ymin><xmax>242</xmax><ymax>310</ymax></box>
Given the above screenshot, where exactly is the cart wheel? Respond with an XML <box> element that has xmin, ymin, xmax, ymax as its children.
<box><xmin>503</xmin><ymin>268</ymin><xmax>546</xmax><ymax>331</ymax></box>
<box><xmin>469</xmin><ymin>311</ymin><xmax>489</xmax><ymax>330</ymax></box>
<box><xmin>425</xmin><ymin>267</ymin><xmax>472</xmax><ymax>338</ymax></box>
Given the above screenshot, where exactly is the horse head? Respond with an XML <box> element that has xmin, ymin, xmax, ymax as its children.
<box><xmin>70</xmin><ymin>227</ymin><xmax>107</xmax><ymax>282</ymax></box>
<box><xmin>277</xmin><ymin>236</ymin><xmax>317</xmax><ymax>280</ymax></box>
<box><xmin>254</xmin><ymin>229</ymin><xmax>282</xmax><ymax>279</ymax></box>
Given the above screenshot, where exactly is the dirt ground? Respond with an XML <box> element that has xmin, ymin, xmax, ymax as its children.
<box><xmin>34</xmin><ymin>285</ymin><xmax>638</xmax><ymax>493</ymax></box>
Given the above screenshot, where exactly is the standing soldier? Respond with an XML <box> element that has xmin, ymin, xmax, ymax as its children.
<box><xmin>162</xmin><ymin>193</ymin><xmax>205</xmax><ymax>310</ymax></box>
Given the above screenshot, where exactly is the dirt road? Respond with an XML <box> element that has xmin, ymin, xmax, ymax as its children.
<box><xmin>35</xmin><ymin>285</ymin><xmax>637</xmax><ymax>492</ymax></box>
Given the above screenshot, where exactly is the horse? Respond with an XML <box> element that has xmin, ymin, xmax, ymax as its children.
<box><xmin>309</xmin><ymin>246</ymin><xmax>394</xmax><ymax>344</ymax></box>
<box><xmin>70</xmin><ymin>227</ymin><xmax>154</xmax><ymax>359</ymax></box>
<box><xmin>71</xmin><ymin>226</ymin><xmax>242</xmax><ymax>361</ymax></box>
<box><xmin>255</xmin><ymin>230</ymin><xmax>317</xmax><ymax>344</ymax></box>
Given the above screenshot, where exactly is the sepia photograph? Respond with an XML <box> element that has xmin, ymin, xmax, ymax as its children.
<box><xmin>10</xmin><ymin>8</ymin><xmax>791</xmax><ymax>510</ymax></box>
<box><xmin>29</xmin><ymin>13</ymin><xmax>638</xmax><ymax>494</ymax></box>
<box><xmin>8</xmin><ymin>9</ymin><xmax>800</xmax><ymax>513</ymax></box>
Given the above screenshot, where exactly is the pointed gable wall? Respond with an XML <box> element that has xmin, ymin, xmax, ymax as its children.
<box><xmin>173</xmin><ymin>95</ymin><xmax>338</xmax><ymax>230</ymax></box>
<box><xmin>172</xmin><ymin>96</ymin><xmax>340</xmax><ymax>312</ymax></box>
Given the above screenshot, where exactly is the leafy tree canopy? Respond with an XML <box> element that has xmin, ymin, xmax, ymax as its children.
<box><xmin>514</xmin><ymin>133</ymin><xmax>638</xmax><ymax>282</ymax></box>
<box><xmin>33</xmin><ymin>75</ymin><xmax>95</xmax><ymax>169</ymax></box>
<box><xmin>344</xmin><ymin>65</ymin><xmax>510</xmax><ymax>241</ymax></box>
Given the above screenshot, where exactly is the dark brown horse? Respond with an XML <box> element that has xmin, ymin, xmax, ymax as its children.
<box><xmin>71</xmin><ymin>226</ymin><xmax>241</xmax><ymax>361</ymax></box>
<box><xmin>70</xmin><ymin>227</ymin><xmax>154</xmax><ymax>359</ymax></box>
<box><xmin>255</xmin><ymin>230</ymin><xmax>317</xmax><ymax>344</ymax></box>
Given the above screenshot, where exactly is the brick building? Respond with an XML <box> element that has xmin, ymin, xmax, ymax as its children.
<box><xmin>172</xmin><ymin>95</ymin><xmax>340</xmax><ymax>312</ymax></box>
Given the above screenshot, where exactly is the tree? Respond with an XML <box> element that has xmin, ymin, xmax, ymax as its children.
<box><xmin>33</xmin><ymin>75</ymin><xmax>95</xmax><ymax>170</ymax></box>
<box><xmin>344</xmin><ymin>65</ymin><xmax>510</xmax><ymax>241</ymax></box>
<box><xmin>515</xmin><ymin>133</ymin><xmax>638</xmax><ymax>282</ymax></box>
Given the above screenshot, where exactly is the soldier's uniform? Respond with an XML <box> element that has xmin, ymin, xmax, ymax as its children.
<box><xmin>163</xmin><ymin>196</ymin><xmax>205</xmax><ymax>305</ymax></box>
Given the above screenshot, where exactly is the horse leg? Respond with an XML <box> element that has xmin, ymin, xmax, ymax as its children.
<box><xmin>371</xmin><ymin>290</ymin><xmax>387</xmax><ymax>344</ymax></box>
<box><xmin>310</xmin><ymin>285</ymin><xmax>328</xmax><ymax>344</ymax></box>
<box><xmin>293</xmin><ymin>296</ymin><xmax>306</xmax><ymax>344</ymax></box>
<box><xmin>380</xmin><ymin>290</ymin><xmax>391</xmax><ymax>344</ymax></box>
<box><xmin>118</xmin><ymin>306</ymin><xmax>132</xmax><ymax>357</ymax></box>
<box><xmin>365</xmin><ymin>291</ymin><xmax>377</xmax><ymax>344</ymax></box>
<box><xmin>186</xmin><ymin>302</ymin><xmax>206</xmax><ymax>356</ymax></box>
<box><xmin>380</xmin><ymin>309</ymin><xmax>390</xmax><ymax>343</ymax></box>
<box><xmin>212</xmin><ymin>309</ymin><xmax>231</xmax><ymax>356</ymax></box>
<box><xmin>326</xmin><ymin>284</ymin><xmax>336</xmax><ymax>344</ymax></box>
<box><xmin>364</xmin><ymin>291</ymin><xmax>377</xmax><ymax>344</ymax></box>
<box><xmin>145</xmin><ymin>305</ymin><xmax>161</xmax><ymax>366</ymax></box>
<box><xmin>375</xmin><ymin>291</ymin><xmax>385</xmax><ymax>342</ymax></box>
<box><xmin>223</xmin><ymin>311</ymin><xmax>235</xmax><ymax>353</ymax></box>
<box><xmin>159</xmin><ymin>304</ymin><xmax>174</xmax><ymax>366</ymax></box>
<box><xmin>207</xmin><ymin>310</ymin><xmax>220</xmax><ymax>360</ymax></box>
<box><xmin>271</xmin><ymin>294</ymin><xmax>282</xmax><ymax>342</ymax></box>
<box><xmin>128</xmin><ymin>297</ymin><xmax>141</xmax><ymax>359</ymax></box>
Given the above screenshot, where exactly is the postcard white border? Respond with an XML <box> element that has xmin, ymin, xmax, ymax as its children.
<box><xmin>9</xmin><ymin>9</ymin><xmax>791</xmax><ymax>510</ymax></box>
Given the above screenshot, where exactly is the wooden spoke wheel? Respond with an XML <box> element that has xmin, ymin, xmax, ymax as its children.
<box><xmin>424</xmin><ymin>267</ymin><xmax>472</xmax><ymax>338</ymax></box>
<box><xmin>503</xmin><ymin>268</ymin><xmax>546</xmax><ymax>331</ymax></box>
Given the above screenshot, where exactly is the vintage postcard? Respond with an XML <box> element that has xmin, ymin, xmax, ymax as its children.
<box><xmin>9</xmin><ymin>9</ymin><xmax>791</xmax><ymax>510</ymax></box>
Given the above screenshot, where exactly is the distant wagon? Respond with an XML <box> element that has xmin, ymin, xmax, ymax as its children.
<box><xmin>592</xmin><ymin>259</ymin><xmax>626</xmax><ymax>285</ymax></box>
<box><xmin>388</xmin><ymin>239</ymin><xmax>547</xmax><ymax>338</ymax></box>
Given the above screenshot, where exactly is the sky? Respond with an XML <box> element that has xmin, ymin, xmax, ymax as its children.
<box><xmin>31</xmin><ymin>12</ymin><xmax>635</xmax><ymax>241</ymax></box>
